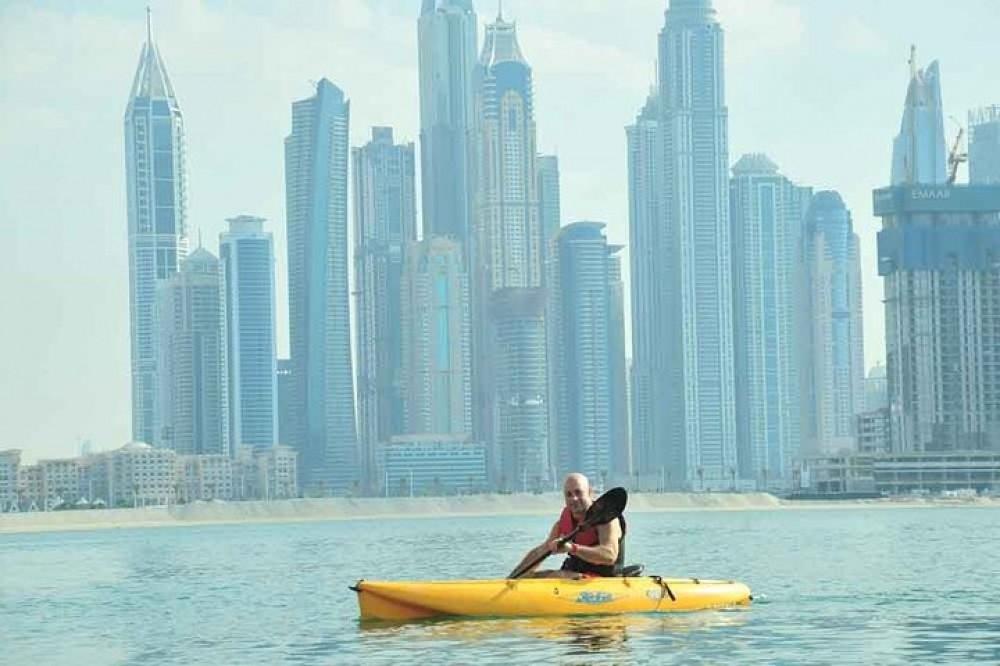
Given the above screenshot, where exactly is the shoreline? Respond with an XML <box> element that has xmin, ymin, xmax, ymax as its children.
<box><xmin>2</xmin><ymin>492</ymin><xmax>997</xmax><ymax>535</ymax></box>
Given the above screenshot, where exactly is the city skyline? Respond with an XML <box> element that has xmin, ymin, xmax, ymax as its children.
<box><xmin>2</xmin><ymin>0</ymin><xmax>999</xmax><ymax>462</ymax></box>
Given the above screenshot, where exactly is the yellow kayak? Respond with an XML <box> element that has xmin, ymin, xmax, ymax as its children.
<box><xmin>353</xmin><ymin>577</ymin><xmax>752</xmax><ymax>621</ymax></box>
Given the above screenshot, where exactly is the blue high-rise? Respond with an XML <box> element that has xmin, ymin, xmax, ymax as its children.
<box><xmin>803</xmin><ymin>192</ymin><xmax>865</xmax><ymax>457</ymax></box>
<box><xmin>473</xmin><ymin>12</ymin><xmax>550</xmax><ymax>490</ymax></box>
<box><xmin>285</xmin><ymin>79</ymin><xmax>358</xmax><ymax>494</ymax></box>
<box><xmin>418</xmin><ymin>0</ymin><xmax>477</xmax><ymax>245</ymax></box>
<box><xmin>730</xmin><ymin>155</ymin><xmax>813</xmax><ymax>487</ymax></box>
<box><xmin>552</xmin><ymin>222</ymin><xmax>628</xmax><ymax>485</ymax></box>
<box><xmin>220</xmin><ymin>216</ymin><xmax>278</xmax><ymax>454</ymax></box>
<box><xmin>353</xmin><ymin>127</ymin><xmax>417</xmax><ymax>489</ymax></box>
<box><xmin>157</xmin><ymin>249</ymin><xmax>228</xmax><ymax>456</ymax></box>
<box><xmin>891</xmin><ymin>58</ymin><xmax>947</xmax><ymax>186</ymax></box>
<box><xmin>628</xmin><ymin>0</ymin><xmax>736</xmax><ymax>490</ymax></box>
<box><xmin>124</xmin><ymin>13</ymin><xmax>188</xmax><ymax>445</ymax></box>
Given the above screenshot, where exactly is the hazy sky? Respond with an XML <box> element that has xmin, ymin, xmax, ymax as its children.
<box><xmin>2</xmin><ymin>0</ymin><xmax>997</xmax><ymax>463</ymax></box>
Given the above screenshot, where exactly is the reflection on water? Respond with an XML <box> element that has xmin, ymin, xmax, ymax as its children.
<box><xmin>360</xmin><ymin>608</ymin><xmax>751</xmax><ymax>656</ymax></box>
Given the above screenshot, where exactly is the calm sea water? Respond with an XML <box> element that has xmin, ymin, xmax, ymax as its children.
<box><xmin>2</xmin><ymin>505</ymin><xmax>999</xmax><ymax>665</ymax></box>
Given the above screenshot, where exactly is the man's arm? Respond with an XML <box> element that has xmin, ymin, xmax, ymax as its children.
<box><xmin>508</xmin><ymin>521</ymin><xmax>561</xmax><ymax>577</ymax></box>
<box><xmin>566</xmin><ymin>519</ymin><xmax>621</xmax><ymax>566</ymax></box>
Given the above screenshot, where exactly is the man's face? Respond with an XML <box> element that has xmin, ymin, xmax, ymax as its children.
<box><xmin>563</xmin><ymin>477</ymin><xmax>592</xmax><ymax>520</ymax></box>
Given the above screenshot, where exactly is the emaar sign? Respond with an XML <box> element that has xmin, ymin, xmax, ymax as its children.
<box><xmin>911</xmin><ymin>188</ymin><xmax>951</xmax><ymax>200</ymax></box>
<box><xmin>873</xmin><ymin>184</ymin><xmax>1000</xmax><ymax>215</ymax></box>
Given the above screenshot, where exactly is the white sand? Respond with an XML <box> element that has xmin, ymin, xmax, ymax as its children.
<box><xmin>1</xmin><ymin>492</ymin><xmax>996</xmax><ymax>535</ymax></box>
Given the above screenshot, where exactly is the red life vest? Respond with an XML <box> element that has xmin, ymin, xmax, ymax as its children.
<box><xmin>557</xmin><ymin>506</ymin><xmax>627</xmax><ymax>577</ymax></box>
<box><xmin>558</xmin><ymin>506</ymin><xmax>600</xmax><ymax>545</ymax></box>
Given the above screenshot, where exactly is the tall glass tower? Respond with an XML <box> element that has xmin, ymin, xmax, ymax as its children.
<box><xmin>418</xmin><ymin>0</ymin><xmax>478</xmax><ymax>244</ymax></box>
<box><xmin>628</xmin><ymin>0</ymin><xmax>735</xmax><ymax>490</ymax></box>
<box><xmin>220</xmin><ymin>216</ymin><xmax>278</xmax><ymax>454</ymax></box>
<box><xmin>802</xmin><ymin>192</ymin><xmax>865</xmax><ymax>458</ymax></box>
<box><xmin>473</xmin><ymin>12</ymin><xmax>549</xmax><ymax>490</ymax></box>
<box><xmin>552</xmin><ymin>222</ymin><xmax>628</xmax><ymax>486</ymax></box>
<box><xmin>124</xmin><ymin>12</ymin><xmax>188</xmax><ymax>445</ymax></box>
<box><xmin>285</xmin><ymin>79</ymin><xmax>358</xmax><ymax>494</ymax></box>
<box><xmin>157</xmin><ymin>249</ymin><xmax>228</xmax><ymax>456</ymax></box>
<box><xmin>891</xmin><ymin>58</ymin><xmax>947</xmax><ymax>186</ymax></box>
<box><xmin>730</xmin><ymin>155</ymin><xmax>813</xmax><ymax>487</ymax></box>
<box><xmin>353</xmin><ymin>127</ymin><xmax>417</xmax><ymax>490</ymax></box>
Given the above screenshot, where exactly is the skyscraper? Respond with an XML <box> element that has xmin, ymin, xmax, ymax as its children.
<box><xmin>473</xmin><ymin>12</ymin><xmax>550</xmax><ymax>490</ymax></box>
<box><xmin>418</xmin><ymin>0</ymin><xmax>478</xmax><ymax>244</ymax></box>
<box><xmin>285</xmin><ymin>79</ymin><xmax>358</xmax><ymax>494</ymax></box>
<box><xmin>969</xmin><ymin>105</ymin><xmax>1000</xmax><ymax>184</ymax></box>
<box><xmin>220</xmin><ymin>216</ymin><xmax>278</xmax><ymax>454</ymax></box>
<box><xmin>628</xmin><ymin>0</ymin><xmax>736</xmax><ymax>490</ymax></box>
<box><xmin>353</xmin><ymin>127</ymin><xmax>417</xmax><ymax>488</ymax></box>
<box><xmin>876</xmin><ymin>58</ymin><xmax>1000</xmax><ymax>453</ymax></box>
<box><xmin>730</xmin><ymin>155</ymin><xmax>813</xmax><ymax>487</ymax></box>
<box><xmin>537</xmin><ymin>154</ymin><xmax>562</xmax><ymax>474</ymax></box>
<box><xmin>552</xmin><ymin>222</ymin><xmax>628</xmax><ymax>486</ymax></box>
<box><xmin>802</xmin><ymin>192</ymin><xmax>865</xmax><ymax>457</ymax></box>
<box><xmin>626</xmin><ymin>92</ymin><xmax>664</xmax><ymax>488</ymax></box>
<box><xmin>124</xmin><ymin>13</ymin><xmax>189</xmax><ymax>445</ymax></box>
<box><xmin>891</xmin><ymin>58</ymin><xmax>948</xmax><ymax>186</ymax></box>
<box><xmin>607</xmin><ymin>249</ymin><xmax>631</xmax><ymax>482</ymax></box>
<box><xmin>400</xmin><ymin>237</ymin><xmax>473</xmax><ymax>437</ymax></box>
<box><xmin>157</xmin><ymin>249</ymin><xmax>228</xmax><ymax>456</ymax></box>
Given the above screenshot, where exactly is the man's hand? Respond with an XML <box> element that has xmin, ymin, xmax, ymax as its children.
<box><xmin>546</xmin><ymin>538</ymin><xmax>570</xmax><ymax>554</ymax></box>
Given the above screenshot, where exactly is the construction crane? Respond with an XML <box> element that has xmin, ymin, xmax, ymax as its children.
<box><xmin>947</xmin><ymin>117</ymin><xmax>968</xmax><ymax>185</ymax></box>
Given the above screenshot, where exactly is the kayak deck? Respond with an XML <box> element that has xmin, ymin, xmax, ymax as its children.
<box><xmin>353</xmin><ymin>577</ymin><xmax>752</xmax><ymax>621</ymax></box>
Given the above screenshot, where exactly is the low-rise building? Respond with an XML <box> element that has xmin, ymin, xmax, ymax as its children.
<box><xmin>803</xmin><ymin>450</ymin><xmax>1000</xmax><ymax>496</ymax></box>
<box><xmin>5</xmin><ymin>442</ymin><xmax>299</xmax><ymax>510</ymax></box>
<box><xmin>109</xmin><ymin>443</ymin><xmax>179</xmax><ymax>507</ymax></box>
<box><xmin>0</xmin><ymin>449</ymin><xmax>22</xmax><ymax>511</ymax></box>
<box><xmin>381</xmin><ymin>435</ymin><xmax>487</xmax><ymax>497</ymax></box>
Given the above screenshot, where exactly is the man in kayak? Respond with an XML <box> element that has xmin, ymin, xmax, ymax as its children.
<box><xmin>510</xmin><ymin>472</ymin><xmax>625</xmax><ymax>579</ymax></box>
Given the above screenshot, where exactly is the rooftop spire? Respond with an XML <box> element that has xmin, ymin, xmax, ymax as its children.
<box><xmin>480</xmin><ymin>10</ymin><xmax>527</xmax><ymax>67</ymax></box>
<box><xmin>127</xmin><ymin>5</ymin><xmax>178</xmax><ymax>102</ymax></box>
<box><xmin>497</xmin><ymin>0</ymin><xmax>503</xmax><ymax>21</ymax></box>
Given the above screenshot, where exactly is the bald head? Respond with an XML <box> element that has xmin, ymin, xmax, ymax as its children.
<box><xmin>563</xmin><ymin>473</ymin><xmax>590</xmax><ymax>493</ymax></box>
<box><xmin>562</xmin><ymin>473</ymin><xmax>593</xmax><ymax>519</ymax></box>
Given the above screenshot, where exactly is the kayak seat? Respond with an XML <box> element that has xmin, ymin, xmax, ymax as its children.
<box><xmin>620</xmin><ymin>564</ymin><xmax>644</xmax><ymax>577</ymax></box>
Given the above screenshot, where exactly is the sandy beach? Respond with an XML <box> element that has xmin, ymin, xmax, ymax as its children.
<box><xmin>2</xmin><ymin>491</ymin><xmax>998</xmax><ymax>535</ymax></box>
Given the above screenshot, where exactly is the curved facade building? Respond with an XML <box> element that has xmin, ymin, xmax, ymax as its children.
<box><xmin>285</xmin><ymin>79</ymin><xmax>358</xmax><ymax>494</ymax></box>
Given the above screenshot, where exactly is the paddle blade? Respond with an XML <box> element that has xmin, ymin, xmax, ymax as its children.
<box><xmin>581</xmin><ymin>486</ymin><xmax>628</xmax><ymax>528</ymax></box>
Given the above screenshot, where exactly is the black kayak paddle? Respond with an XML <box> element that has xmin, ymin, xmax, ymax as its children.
<box><xmin>508</xmin><ymin>486</ymin><xmax>628</xmax><ymax>579</ymax></box>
